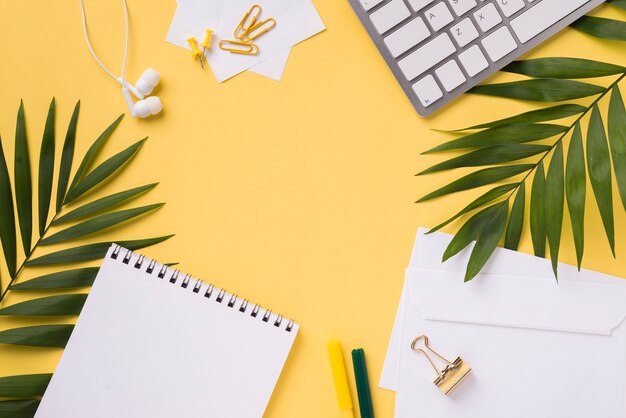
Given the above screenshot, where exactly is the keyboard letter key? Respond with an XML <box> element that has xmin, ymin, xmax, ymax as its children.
<box><xmin>494</xmin><ymin>0</ymin><xmax>525</xmax><ymax>17</ymax></box>
<box><xmin>425</xmin><ymin>2</ymin><xmax>454</xmax><ymax>31</ymax></box>
<box><xmin>446</xmin><ymin>0</ymin><xmax>477</xmax><ymax>17</ymax></box>
<box><xmin>413</xmin><ymin>75</ymin><xmax>443</xmax><ymax>107</ymax></box>
<box><xmin>473</xmin><ymin>3</ymin><xmax>502</xmax><ymax>32</ymax></box>
<box><xmin>370</xmin><ymin>0</ymin><xmax>411</xmax><ymax>34</ymax></box>
<box><xmin>450</xmin><ymin>18</ymin><xmax>479</xmax><ymax>47</ymax></box>
<box><xmin>384</xmin><ymin>17</ymin><xmax>431</xmax><ymax>57</ymax></box>
<box><xmin>481</xmin><ymin>26</ymin><xmax>517</xmax><ymax>62</ymax></box>
<box><xmin>398</xmin><ymin>33</ymin><xmax>456</xmax><ymax>81</ymax></box>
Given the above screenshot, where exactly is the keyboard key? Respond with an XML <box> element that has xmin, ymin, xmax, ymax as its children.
<box><xmin>424</xmin><ymin>2</ymin><xmax>454</xmax><ymax>31</ymax></box>
<box><xmin>450</xmin><ymin>18</ymin><xmax>479</xmax><ymax>47</ymax></box>
<box><xmin>408</xmin><ymin>0</ymin><xmax>434</xmax><ymax>12</ymax></box>
<box><xmin>494</xmin><ymin>0</ymin><xmax>525</xmax><ymax>17</ymax></box>
<box><xmin>446</xmin><ymin>0</ymin><xmax>477</xmax><ymax>16</ymax></box>
<box><xmin>384</xmin><ymin>17</ymin><xmax>431</xmax><ymax>57</ymax></box>
<box><xmin>398</xmin><ymin>33</ymin><xmax>456</xmax><ymax>81</ymax></box>
<box><xmin>413</xmin><ymin>75</ymin><xmax>443</xmax><ymax>107</ymax></box>
<box><xmin>358</xmin><ymin>0</ymin><xmax>384</xmax><ymax>11</ymax></box>
<box><xmin>481</xmin><ymin>26</ymin><xmax>517</xmax><ymax>61</ymax></box>
<box><xmin>473</xmin><ymin>3</ymin><xmax>502</xmax><ymax>32</ymax></box>
<box><xmin>435</xmin><ymin>60</ymin><xmax>466</xmax><ymax>91</ymax></box>
<box><xmin>511</xmin><ymin>0</ymin><xmax>591</xmax><ymax>43</ymax></box>
<box><xmin>370</xmin><ymin>0</ymin><xmax>411</xmax><ymax>34</ymax></box>
<box><xmin>458</xmin><ymin>44</ymin><xmax>488</xmax><ymax>76</ymax></box>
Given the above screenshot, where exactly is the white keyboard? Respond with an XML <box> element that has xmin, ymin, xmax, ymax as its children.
<box><xmin>348</xmin><ymin>0</ymin><xmax>606</xmax><ymax>116</ymax></box>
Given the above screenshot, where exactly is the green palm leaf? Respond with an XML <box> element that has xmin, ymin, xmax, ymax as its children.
<box><xmin>0</xmin><ymin>294</ymin><xmax>87</xmax><ymax>316</ymax></box>
<box><xmin>0</xmin><ymin>374</ymin><xmax>51</xmax><ymax>397</ymax></box>
<box><xmin>0</xmin><ymin>101</ymin><xmax>171</xmax><ymax>409</ymax></box>
<box><xmin>38</xmin><ymin>98</ymin><xmax>55</xmax><ymax>235</ymax></box>
<box><xmin>442</xmin><ymin>203</ymin><xmax>505</xmax><ymax>262</ymax></box>
<box><xmin>425</xmin><ymin>123</ymin><xmax>567</xmax><ymax>153</ymax></box>
<box><xmin>608</xmin><ymin>0</ymin><xmax>626</xmax><ymax>9</ymax></box>
<box><xmin>429</xmin><ymin>183</ymin><xmax>517</xmax><ymax>233</ymax></box>
<box><xmin>587</xmin><ymin>104</ymin><xmax>616</xmax><ymax>255</ymax></box>
<box><xmin>469</xmin><ymin>79</ymin><xmax>605</xmax><ymax>102</ymax></box>
<box><xmin>445</xmin><ymin>104</ymin><xmax>586</xmax><ymax>131</ymax></box>
<box><xmin>40</xmin><ymin>203</ymin><xmax>164</xmax><ymax>245</ymax></box>
<box><xmin>566</xmin><ymin>123</ymin><xmax>586</xmax><ymax>269</ymax></box>
<box><xmin>464</xmin><ymin>201</ymin><xmax>508</xmax><ymax>282</ymax></box>
<box><xmin>529</xmin><ymin>162</ymin><xmax>546</xmax><ymax>257</ymax></box>
<box><xmin>418</xmin><ymin>165</ymin><xmax>533</xmax><ymax>202</ymax></box>
<box><xmin>504</xmin><ymin>183</ymin><xmax>525</xmax><ymax>251</ymax></box>
<box><xmin>52</xmin><ymin>183</ymin><xmax>158</xmax><ymax>226</ymax></box>
<box><xmin>10</xmin><ymin>268</ymin><xmax>99</xmax><ymax>290</ymax></box>
<box><xmin>544</xmin><ymin>142</ymin><xmax>565</xmax><ymax>277</ymax></box>
<box><xmin>64</xmin><ymin>138</ymin><xmax>147</xmax><ymax>204</ymax></box>
<box><xmin>0</xmin><ymin>400</ymin><xmax>40</xmax><ymax>418</ymax></box>
<box><xmin>420</xmin><ymin>6</ymin><xmax>625</xmax><ymax>280</ymax></box>
<box><xmin>25</xmin><ymin>235</ymin><xmax>173</xmax><ymax>266</ymax></box>
<box><xmin>504</xmin><ymin>58</ymin><xmax>625</xmax><ymax>79</ymax></box>
<box><xmin>56</xmin><ymin>101</ymin><xmax>80</xmax><ymax>211</ymax></box>
<box><xmin>572</xmin><ymin>16</ymin><xmax>626</xmax><ymax>41</ymax></box>
<box><xmin>66</xmin><ymin>114</ymin><xmax>123</xmax><ymax>197</ymax></box>
<box><xmin>419</xmin><ymin>144</ymin><xmax>550</xmax><ymax>175</ymax></box>
<box><xmin>608</xmin><ymin>86</ymin><xmax>626</xmax><ymax>209</ymax></box>
<box><xmin>0</xmin><ymin>324</ymin><xmax>73</xmax><ymax>347</ymax></box>
<box><xmin>0</xmin><ymin>136</ymin><xmax>17</xmax><ymax>278</ymax></box>
<box><xmin>14</xmin><ymin>100</ymin><xmax>32</xmax><ymax>254</ymax></box>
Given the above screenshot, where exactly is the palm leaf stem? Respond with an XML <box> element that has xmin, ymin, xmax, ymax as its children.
<box><xmin>0</xmin><ymin>212</ymin><xmax>60</xmax><ymax>305</ymax></box>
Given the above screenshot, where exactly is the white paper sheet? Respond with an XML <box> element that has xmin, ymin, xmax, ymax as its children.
<box><xmin>380</xmin><ymin>228</ymin><xmax>626</xmax><ymax>392</ymax></box>
<box><xmin>209</xmin><ymin>0</ymin><xmax>324</xmax><ymax>82</ymax></box>
<box><xmin>394</xmin><ymin>267</ymin><xmax>626</xmax><ymax>417</ymax></box>
<box><xmin>166</xmin><ymin>4</ymin><xmax>291</xmax><ymax>81</ymax></box>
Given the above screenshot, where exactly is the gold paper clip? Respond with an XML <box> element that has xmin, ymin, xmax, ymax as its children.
<box><xmin>234</xmin><ymin>4</ymin><xmax>262</xmax><ymax>40</ymax></box>
<box><xmin>410</xmin><ymin>335</ymin><xmax>471</xmax><ymax>395</ymax></box>
<box><xmin>218</xmin><ymin>40</ymin><xmax>259</xmax><ymax>55</ymax></box>
<box><xmin>241</xmin><ymin>18</ymin><xmax>276</xmax><ymax>42</ymax></box>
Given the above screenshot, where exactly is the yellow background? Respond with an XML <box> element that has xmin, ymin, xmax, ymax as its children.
<box><xmin>0</xmin><ymin>1</ymin><xmax>625</xmax><ymax>416</ymax></box>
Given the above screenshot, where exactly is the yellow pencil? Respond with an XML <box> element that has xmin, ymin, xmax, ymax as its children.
<box><xmin>328</xmin><ymin>340</ymin><xmax>355</xmax><ymax>418</ymax></box>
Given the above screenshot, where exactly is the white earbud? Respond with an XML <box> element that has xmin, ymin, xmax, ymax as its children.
<box><xmin>120</xmin><ymin>68</ymin><xmax>163</xmax><ymax>119</ymax></box>
<box><xmin>135</xmin><ymin>68</ymin><xmax>160</xmax><ymax>97</ymax></box>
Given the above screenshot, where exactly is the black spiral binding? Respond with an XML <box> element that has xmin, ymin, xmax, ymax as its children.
<box><xmin>110</xmin><ymin>245</ymin><xmax>295</xmax><ymax>332</ymax></box>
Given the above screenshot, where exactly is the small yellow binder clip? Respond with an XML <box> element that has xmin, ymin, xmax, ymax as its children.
<box><xmin>234</xmin><ymin>4</ymin><xmax>262</xmax><ymax>39</ymax></box>
<box><xmin>218</xmin><ymin>40</ymin><xmax>259</xmax><ymax>55</ymax></box>
<box><xmin>410</xmin><ymin>335</ymin><xmax>471</xmax><ymax>395</ymax></box>
<box><xmin>240</xmin><ymin>18</ymin><xmax>276</xmax><ymax>42</ymax></box>
<box><xmin>186</xmin><ymin>36</ymin><xmax>204</xmax><ymax>68</ymax></box>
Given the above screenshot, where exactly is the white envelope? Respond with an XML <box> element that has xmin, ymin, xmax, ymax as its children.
<box><xmin>382</xmin><ymin>229</ymin><xmax>626</xmax><ymax>417</ymax></box>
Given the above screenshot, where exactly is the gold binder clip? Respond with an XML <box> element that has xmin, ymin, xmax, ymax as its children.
<box><xmin>234</xmin><ymin>4</ymin><xmax>262</xmax><ymax>40</ymax></box>
<box><xmin>410</xmin><ymin>335</ymin><xmax>471</xmax><ymax>395</ymax></box>
<box><xmin>218</xmin><ymin>40</ymin><xmax>259</xmax><ymax>55</ymax></box>
<box><xmin>240</xmin><ymin>18</ymin><xmax>276</xmax><ymax>42</ymax></box>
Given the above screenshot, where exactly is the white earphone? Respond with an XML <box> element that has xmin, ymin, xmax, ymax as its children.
<box><xmin>79</xmin><ymin>0</ymin><xmax>163</xmax><ymax>118</ymax></box>
<box><xmin>120</xmin><ymin>69</ymin><xmax>163</xmax><ymax>118</ymax></box>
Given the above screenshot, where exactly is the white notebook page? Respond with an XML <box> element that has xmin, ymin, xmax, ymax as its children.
<box><xmin>35</xmin><ymin>246</ymin><xmax>298</xmax><ymax>418</ymax></box>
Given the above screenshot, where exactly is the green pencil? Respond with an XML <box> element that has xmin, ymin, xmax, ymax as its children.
<box><xmin>351</xmin><ymin>348</ymin><xmax>374</xmax><ymax>418</ymax></box>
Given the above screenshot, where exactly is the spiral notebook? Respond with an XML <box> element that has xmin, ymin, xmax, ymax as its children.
<box><xmin>35</xmin><ymin>245</ymin><xmax>299</xmax><ymax>418</ymax></box>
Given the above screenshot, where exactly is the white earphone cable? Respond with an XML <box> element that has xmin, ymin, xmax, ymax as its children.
<box><xmin>78</xmin><ymin>0</ymin><xmax>130</xmax><ymax>87</ymax></box>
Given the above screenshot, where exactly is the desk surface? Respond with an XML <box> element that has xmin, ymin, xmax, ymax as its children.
<box><xmin>0</xmin><ymin>1</ymin><xmax>625</xmax><ymax>416</ymax></box>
